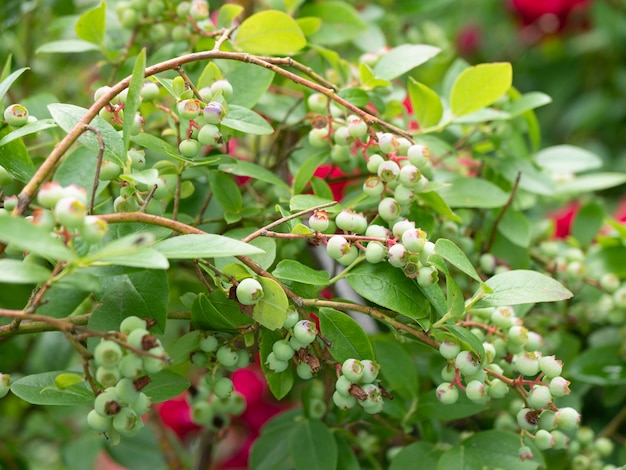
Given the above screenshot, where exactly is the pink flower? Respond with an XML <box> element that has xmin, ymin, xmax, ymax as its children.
<box><xmin>548</xmin><ymin>201</ymin><xmax>580</xmax><ymax>239</ymax></box>
<box><xmin>155</xmin><ymin>393</ymin><xmax>201</xmax><ymax>440</ymax></box>
<box><xmin>508</xmin><ymin>0</ymin><xmax>592</xmax><ymax>41</ymax></box>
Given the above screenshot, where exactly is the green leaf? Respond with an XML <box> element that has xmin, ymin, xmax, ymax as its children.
<box><xmin>122</xmin><ymin>48</ymin><xmax>146</xmax><ymax>151</ymax></box>
<box><xmin>260</xmin><ymin>330</ymin><xmax>294</xmax><ymax>399</ymax></box>
<box><xmin>54</xmin><ymin>372</ymin><xmax>84</xmax><ymax>389</ymax></box>
<box><xmin>10</xmin><ymin>371</ymin><xmax>94</xmax><ymax>406</ymax></box>
<box><xmin>290</xmin><ymin>419</ymin><xmax>338</xmax><ymax>470</ymax></box>
<box><xmin>234</xmin><ymin>10</ymin><xmax>306</xmax><ymax>55</ymax></box>
<box><xmin>272</xmin><ymin>260</ymin><xmax>330</xmax><ymax>286</ymax></box>
<box><xmin>250</xmin><ymin>409</ymin><xmax>299</xmax><ymax>470</ymax></box>
<box><xmin>142</xmin><ymin>370</ymin><xmax>190</xmax><ymax>403</ymax></box>
<box><xmin>213</xmin><ymin>60</ymin><xmax>275</xmax><ymax>108</ymax></box>
<box><xmin>153</xmin><ymin>233</ymin><xmax>264</xmax><ymax>259</ymax></box>
<box><xmin>442</xmin><ymin>324</ymin><xmax>485</xmax><ymax>360</ymax></box>
<box><xmin>0</xmin><ymin>213</ymin><xmax>76</xmax><ymax>261</ymax></box>
<box><xmin>534</xmin><ymin>145</ymin><xmax>602</xmax><ymax>174</ymax></box>
<box><xmin>416</xmin><ymin>191</ymin><xmax>461</xmax><ymax>222</ymax></box>
<box><xmin>88</xmin><ymin>267</ymin><xmax>169</xmax><ymax>334</ymax></box>
<box><xmin>48</xmin><ymin>103</ymin><xmax>125</xmax><ymax>165</ymax></box>
<box><xmin>293</xmin><ymin>152</ymin><xmax>329</xmax><ymax>195</ymax></box>
<box><xmin>0</xmin><ymin>67</ymin><xmax>29</xmax><ymax>103</ymax></box>
<box><xmin>477</xmin><ymin>270</ymin><xmax>573</xmax><ymax>307</ymax></box>
<box><xmin>222</xmin><ymin>104</ymin><xmax>274</xmax><ymax>135</ymax></box>
<box><xmin>82</xmin><ymin>233</ymin><xmax>169</xmax><ymax>269</ymax></box>
<box><xmin>347</xmin><ymin>263</ymin><xmax>430</xmax><ymax>319</ymax></box>
<box><xmin>0</xmin><ymin>118</ymin><xmax>57</xmax><ymax>146</ymax></box>
<box><xmin>408</xmin><ymin>78</ymin><xmax>443</xmax><ymax>128</ymax></box>
<box><xmin>497</xmin><ymin>210</ymin><xmax>531</xmax><ymax>248</ymax></box>
<box><xmin>417</xmin><ymin>390</ymin><xmax>486</xmax><ymax>420</ymax></box>
<box><xmin>438</xmin><ymin>177</ymin><xmax>509</xmax><ymax>208</ymax></box>
<box><xmin>450</xmin><ymin>63</ymin><xmax>512</xmax><ymax>117</ymax></box>
<box><xmin>289</xmin><ymin>194</ymin><xmax>337</xmax><ymax>212</ymax></box>
<box><xmin>217</xmin><ymin>3</ymin><xmax>244</xmax><ymax>28</ymax></box>
<box><xmin>299</xmin><ymin>2</ymin><xmax>367</xmax><ymax>46</ymax></box>
<box><xmin>219</xmin><ymin>159</ymin><xmax>290</xmax><ymax>191</ymax></box>
<box><xmin>75</xmin><ymin>0</ymin><xmax>105</xmax><ymax>45</ymax></box>
<box><xmin>337</xmin><ymin>87</ymin><xmax>370</xmax><ymax>108</ymax></box>
<box><xmin>437</xmin><ymin>445</ymin><xmax>482</xmax><ymax>470</ymax></box>
<box><xmin>359</xmin><ymin>63</ymin><xmax>390</xmax><ymax>89</ymax></box>
<box><xmin>253</xmin><ymin>277</ymin><xmax>289</xmax><ymax>330</ymax></box>
<box><xmin>208</xmin><ymin>170</ymin><xmax>242</xmax><ymax>213</ymax></box>
<box><xmin>463</xmin><ymin>431</ymin><xmax>544</xmax><ymax>469</ymax></box>
<box><xmin>0</xmin><ymin>123</ymin><xmax>36</xmax><ymax>182</ymax></box>
<box><xmin>36</xmin><ymin>39</ymin><xmax>101</xmax><ymax>54</ymax></box>
<box><xmin>435</xmin><ymin>238</ymin><xmax>481</xmax><ymax>283</ymax></box>
<box><xmin>318</xmin><ymin>308</ymin><xmax>374</xmax><ymax>363</ymax></box>
<box><xmin>390</xmin><ymin>442</ymin><xmax>442</xmax><ymax>470</ymax></box>
<box><xmin>572</xmin><ymin>201</ymin><xmax>605</xmax><ymax>247</ymax></box>
<box><xmin>0</xmin><ymin>259</ymin><xmax>51</xmax><ymax>284</ymax></box>
<box><xmin>191</xmin><ymin>291</ymin><xmax>253</xmax><ymax>332</ymax></box>
<box><xmin>373</xmin><ymin>44</ymin><xmax>440</xmax><ymax>81</ymax></box>
<box><xmin>568</xmin><ymin>344</ymin><xmax>626</xmax><ymax>385</ymax></box>
<box><xmin>131</xmin><ymin>132</ymin><xmax>179</xmax><ymax>159</ymax></box>
<box><xmin>556</xmin><ymin>173</ymin><xmax>626</xmax><ymax>194</ymax></box>
<box><xmin>53</xmin><ymin>147</ymin><xmax>97</xmax><ymax>197</ymax></box>
<box><xmin>505</xmin><ymin>91</ymin><xmax>552</xmax><ymax>117</ymax></box>
<box><xmin>372</xmin><ymin>337</ymin><xmax>419</xmax><ymax>399</ymax></box>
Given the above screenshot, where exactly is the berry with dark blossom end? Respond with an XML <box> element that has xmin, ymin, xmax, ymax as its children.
<box><xmin>293</xmin><ymin>320</ymin><xmax>317</xmax><ymax>345</ymax></box>
<box><xmin>115</xmin><ymin>378</ymin><xmax>140</xmax><ymax>404</ymax></box>
<box><xmin>4</xmin><ymin>104</ymin><xmax>29</xmax><ymax>127</ymax></box>
<box><xmin>517</xmin><ymin>407</ymin><xmax>539</xmax><ymax>431</ymax></box>
<box><xmin>341</xmin><ymin>359</ymin><xmax>364</xmax><ymax>383</ymax></box>
<box><xmin>236</xmin><ymin>277</ymin><xmax>264</xmax><ymax>305</ymax></box>
<box><xmin>203</xmin><ymin>102</ymin><xmax>223</xmax><ymax>124</ymax></box>
<box><xmin>436</xmin><ymin>382</ymin><xmax>459</xmax><ymax>404</ymax></box>
<box><xmin>309</xmin><ymin>209</ymin><xmax>330</xmax><ymax>232</ymax></box>
<box><xmin>94</xmin><ymin>388</ymin><xmax>121</xmax><ymax>417</ymax></box>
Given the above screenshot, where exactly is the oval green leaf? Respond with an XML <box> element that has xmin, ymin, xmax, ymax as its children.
<box><xmin>373</xmin><ymin>44</ymin><xmax>440</xmax><ymax>81</ymax></box>
<box><xmin>318</xmin><ymin>308</ymin><xmax>374</xmax><ymax>363</ymax></box>
<box><xmin>290</xmin><ymin>419</ymin><xmax>338</xmax><ymax>470</ymax></box>
<box><xmin>437</xmin><ymin>177</ymin><xmax>509</xmax><ymax>208</ymax></box>
<box><xmin>272</xmin><ymin>260</ymin><xmax>330</xmax><ymax>286</ymax></box>
<box><xmin>222</xmin><ymin>104</ymin><xmax>274</xmax><ymax>135</ymax></box>
<box><xmin>10</xmin><ymin>371</ymin><xmax>94</xmax><ymax>406</ymax></box>
<box><xmin>450</xmin><ymin>62</ymin><xmax>512</xmax><ymax>118</ymax></box>
<box><xmin>253</xmin><ymin>277</ymin><xmax>288</xmax><ymax>330</ymax></box>
<box><xmin>234</xmin><ymin>10</ymin><xmax>306</xmax><ymax>55</ymax></box>
<box><xmin>153</xmin><ymin>233</ymin><xmax>264</xmax><ymax>259</ymax></box>
<box><xmin>476</xmin><ymin>270</ymin><xmax>573</xmax><ymax>307</ymax></box>
<box><xmin>0</xmin><ymin>259</ymin><xmax>51</xmax><ymax>284</ymax></box>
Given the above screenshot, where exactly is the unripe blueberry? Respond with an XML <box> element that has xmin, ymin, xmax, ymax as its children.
<box><xmin>488</xmin><ymin>378</ymin><xmax>509</xmax><ymax>398</ymax></box>
<box><xmin>508</xmin><ymin>325</ymin><xmax>529</xmax><ymax>346</ymax></box>
<box><xmin>436</xmin><ymin>382</ymin><xmax>459</xmax><ymax>404</ymax></box>
<box><xmin>363</xmin><ymin>176</ymin><xmax>385</xmax><ymax>197</ymax></box>
<box><xmin>366</xmin><ymin>154</ymin><xmax>385</xmax><ymax>174</ymax></box>
<box><xmin>360</xmin><ymin>360</ymin><xmax>380</xmax><ymax>384</ymax></box>
<box><xmin>119</xmin><ymin>354</ymin><xmax>143</xmax><ymax>379</ymax></box>
<box><xmin>377</xmin><ymin>133</ymin><xmax>399</xmax><ymax>154</ymax></box>
<box><xmin>514</xmin><ymin>352</ymin><xmax>541</xmax><ymax>377</ymax></box>
<box><xmin>417</xmin><ymin>265</ymin><xmax>438</xmax><ymax>286</ymax></box>
<box><xmin>177</xmin><ymin>99</ymin><xmax>202</xmax><ymax>120</ymax></box>
<box><xmin>538</xmin><ymin>410</ymin><xmax>556</xmax><ymax>430</ymax></box>
<box><xmin>0</xmin><ymin>374</ymin><xmax>10</xmax><ymax>399</ymax></box>
<box><xmin>528</xmin><ymin>385</ymin><xmax>552</xmax><ymax>410</ymax></box>
<box><xmin>293</xmin><ymin>320</ymin><xmax>317</xmax><ymax>345</ymax></box>
<box><xmin>555</xmin><ymin>407</ymin><xmax>580</xmax><ymax>431</ymax></box>
<box><xmin>113</xmin><ymin>406</ymin><xmax>142</xmax><ymax>436</ymax></box>
<box><xmin>216</xmin><ymin>345</ymin><xmax>239</xmax><ymax>368</ymax></box>
<box><xmin>377</xmin><ymin>197</ymin><xmax>402</xmax><ymax>222</ymax></box>
<box><xmin>549</xmin><ymin>376</ymin><xmax>571</xmax><ymax>397</ymax></box>
<box><xmin>441</xmin><ymin>363</ymin><xmax>456</xmax><ymax>382</ymax></box>
<box><xmin>179</xmin><ymin>139</ymin><xmax>201</xmax><ymax>158</ymax></box>
<box><xmin>296</xmin><ymin>362</ymin><xmax>314</xmax><ymax>380</ymax></box>
<box><xmin>87</xmin><ymin>409</ymin><xmax>112</xmax><ymax>432</ymax></box>
<box><xmin>377</xmin><ymin>160</ymin><xmax>400</xmax><ymax>183</ymax></box>
<box><xmin>289</xmin><ymin>336</ymin><xmax>308</xmax><ymax>351</ymax></box>
<box><xmin>203</xmin><ymin>102</ymin><xmax>223</xmax><ymax>124</ymax></box>
<box><xmin>308</xmin><ymin>127</ymin><xmax>329</xmax><ymax>148</ymax></box>
<box><xmin>130</xmin><ymin>392</ymin><xmax>150</xmax><ymax>415</ymax></box>
<box><xmin>94</xmin><ymin>340</ymin><xmax>123</xmax><ymax>367</ymax></box>
<box><xmin>365</xmin><ymin>224</ymin><xmax>389</xmax><ymax>239</ymax></box>
<box><xmin>391</xmin><ymin>219</ymin><xmax>414</xmax><ymax>238</ymax></box>
<box><xmin>393</xmin><ymin>185</ymin><xmax>415</xmax><ymax>205</ymax></box>
<box><xmin>213</xmin><ymin>377</ymin><xmax>234</xmax><ymax>399</ymax></box>
<box><xmin>333</xmin><ymin>390</ymin><xmax>356</xmax><ymax>409</ymax></box>
<box><xmin>539</xmin><ymin>355</ymin><xmax>563</xmax><ymax>379</ymax></box>
<box><xmin>387</xmin><ymin>243</ymin><xmax>408</xmax><ymax>268</ymax></box>
<box><xmin>401</xmin><ymin>228</ymin><xmax>427</xmax><ymax>253</ymax></box>
<box><xmin>326</xmin><ymin>235</ymin><xmax>350</xmax><ymax>259</ymax></box>
<box><xmin>439</xmin><ymin>341</ymin><xmax>461</xmax><ymax>360</ymax></box>
<box><xmin>113</xmin><ymin>195</ymin><xmax>139</xmax><ymax>212</ymax></box>
<box><xmin>482</xmin><ymin>342</ymin><xmax>496</xmax><ymax>364</ymax></box>
<box><xmin>283</xmin><ymin>309</ymin><xmax>299</xmax><ymax>329</ymax></box>
<box><xmin>143</xmin><ymin>355</ymin><xmax>167</xmax><ymax>374</ymax></box>
<box><xmin>120</xmin><ymin>316</ymin><xmax>147</xmax><ymax>335</ymax></box>
<box><xmin>4</xmin><ymin>104</ymin><xmax>29</xmax><ymax>127</ymax></box>
<box><xmin>99</xmin><ymin>159</ymin><xmax>122</xmax><ymax>181</ymax></box>
<box><xmin>341</xmin><ymin>358</ymin><xmax>364</xmax><ymax>383</ymax></box>
<box><xmin>236</xmin><ymin>349</ymin><xmax>250</xmax><ymax>369</ymax></box>
<box><xmin>407</xmin><ymin>144</ymin><xmax>430</xmax><ymax>168</ymax></box>
<box><xmin>365</xmin><ymin>241</ymin><xmax>386</xmax><ymax>264</ymax></box>
<box><xmin>455</xmin><ymin>351</ymin><xmax>481</xmax><ymax>376</ymax></box>
<box><xmin>526</xmin><ymin>332</ymin><xmax>543</xmax><ymax>352</ymax></box>
<box><xmin>335</xmin><ymin>375</ymin><xmax>353</xmax><ymax>397</ymax></box>
<box><xmin>491</xmin><ymin>306</ymin><xmax>515</xmax><ymax>329</ymax></box>
<box><xmin>197</xmin><ymin>335</ymin><xmax>218</xmax><ymax>353</ymax></box>
<box><xmin>236</xmin><ymin>277</ymin><xmax>264</xmax><ymax>305</ymax></box>
<box><xmin>191</xmin><ymin>401</ymin><xmax>214</xmax><ymax>426</ymax></box>
<box><xmin>599</xmin><ymin>272</ymin><xmax>620</xmax><ymax>293</ymax></box>
<box><xmin>347</xmin><ymin>115</ymin><xmax>367</xmax><ymax>138</ymax></box>
<box><xmin>79</xmin><ymin>215</ymin><xmax>108</xmax><ymax>244</ymax></box>
<box><xmin>309</xmin><ymin>209</ymin><xmax>330</xmax><ymax>232</ymax></box>
<box><xmin>593</xmin><ymin>437</ymin><xmax>614</xmax><ymax>457</ymax></box>
<box><xmin>119</xmin><ymin>8</ymin><xmax>139</xmax><ymax>28</ymax></box>
<box><xmin>126</xmin><ymin>328</ymin><xmax>152</xmax><ymax>350</ymax></box>
<box><xmin>307</xmin><ymin>93</ymin><xmax>328</xmax><ymax>114</ymax></box>
<box><xmin>330</xmin><ymin>145</ymin><xmax>351</xmax><ymax>164</ymax></box>
<box><xmin>516</xmin><ymin>407</ymin><xmax>539</xmax><ymax>431</ymax></box>
<box><xmin>398</xmin><ymin>164</ymin><xmax>421</xmax><ymax>187</ymax></box>
<box><xmin>54</xmin><ymin>196</ymin><xmax>86</xmax><ymax>229</ymax></box>
<box><xmin>115</xmin><ymin>378</ymin><xmax>140</xmax><ymax>404</ymax></box>
<box><xmin>189</xmin><ymin>0</ymin><xmax>209</xmax><ymax>20</ymax></box>
<box><xmin>96</xmin><ymin>366</ymin><xmax>120</xmax><ymax>389</ymax></box>
<box><xmin>419</xmin><ymin>240</ymin><xmax>436</xmax><ymax>264</ymax></box>
<box><xmin>266</xmin><ymin>351</ymin><xmax>289</xmax><ymax>372</ymax></box>
<box><xmin>197</xmin><ymin>123</ymin><xmax>220</xmax><ymax>146</ymax></box>
<box><xmin>272</xmin><ymin>339</ymin><xmax>295</xmax><ymax>361</ymax></box>
<box><xmin>518</xmin><ymin>446</ymin><xmax>534</xmax><ymax>461</ymax></box>
<box><xmin>141</xmin><ymin>82</ymin><xmax>159</xmax><ymax>101</ymax></box>
<box><xmin>94</xmin><ymin>388</ymin><xmax>121</xmax><ymax>417</ymax></box>
<box><xmin>466</xmin><ymin>380</ymin><xmax>489</xmax><ymax>403</ymax></box>
<box><xmin>210</xmin><ymin>79</ymin><xmax>233</xmax><ymax>99</ymax></box>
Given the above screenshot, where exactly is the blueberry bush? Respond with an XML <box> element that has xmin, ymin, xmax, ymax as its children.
<box><xmin>1</xmin><ymin>1</ymin><xmax>625</xmax><ymax>469</ymax></box>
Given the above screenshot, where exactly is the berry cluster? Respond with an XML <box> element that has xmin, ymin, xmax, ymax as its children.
<box><xmin>434</xmin><ymin>305</ymin><xmax>582</xmax><ymax>459</ymax></box>
<box><xmin>87</xmin><ymin>316</ymin><xmax>168</xmax><ymax>443</ymax></box>
<box><xmin>267</xmin><ymin>317</ymin><xmax>320</xmax><ymax>381</ymax></box>
<box><xmin>332</xmin><ymin>358</ymin><xmax>384</xmax><ymax>414</ymax></box>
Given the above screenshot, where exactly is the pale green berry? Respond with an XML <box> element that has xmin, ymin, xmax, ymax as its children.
<box><xmin>266</xmin><ymin>352</ymin><xmax>289</xmax><ymax>372</ymax></box>
<box><xmin>199</xmin><ymin>335</ymin><xmax>219</xmax><ymax>353</ymax></box>
<box><xmin>514</xmin><ymin>352</ymin><xmax>541</xmax><ymax>377</ymax></box>
<box><xmin>436</xmin><ymin>382</ymin><xmax>459</xmax><ymax>404</ymax></box>
<box><xmin>293</xmin><ymin>320</ymin><xmax>317</xmax><ymax>345</ymax></box>
<box><xmin>119</xmin><ymin>354</ymin><xmax>143</xmax><ymax>379</ymax></box>
<box><xmin>528</xmin><ymin>385</ymin><xmax>552</xmax><ymax>410</ymax></box>
<box><xmin>296</xmin><ymin>362</ymin><xmax>314</xmax><ymax>380</ymax></box>
<box><xmin>0</xmin><ymin>374</ymin><xmax>11</xmax><ymax>399</ymax></box>
<box><xmin>518</xmin><ymin>445</ymin><xmax>534</xmax><ymax>461</ymax></box>
<box><xmin>555</xmin><ymin>407</ymin><xmax>580</xmax><ymax>431</ymax></box>
<box><xmin>488</xmin><ymin>378</ymin><xmax>509</xmax><ymax>398</ymax></box>
<box><xmin>213</xmin><ymin>377</ymin><xmax>234</xmax><ymax>399</ymax></box>
<box><xmin>55</xmin><ymin>196</ymin><xmax>86</xmax><ymax>229</ymax></box>
<box><xmin>333</xmin><ymin>390</ymin><xmax>356</xmax><ymax>409</ymax></box>
<box><xmin>465</xmin><ymin>380</ymin><xmax>489</xmax><ymax>403</ymax></box>
<box><xmin>283</xmin><ymin>309</ymin><xmax>299</xmax><ymax>329</ymax></box>
<box><xmin>115</xmin><ymin>378</ymin><xmax>140</xmax><ymax>404</ymax></box>
<box><xmin>516</xmin><ymin>407</ymin><xmax>539</xmax><ymax>431</ymax></box>
<box><xmin>87</xmin><ymin>409</ymin><xmax>112</xmax><ymax>432</ymax></box>
<box><xmin>96</xmin><ymin>366</ymin><xmax>120</xmax><ymax>389</ymax></box>
<box><xmin>337</xmin><ymin>245</ymin><xmax>359</xmax><ymax>266</ymax></box>
<box><xmin>363</xmin><ymin>176</ymin><xmax>385</xmax><ymax>196</ymax></box>
<box><xmin>94</xmin><ymin>388</ymin><xmax>121</xmax><ymax>417</ymax></box>
<box><xmin>236</xmin><ymin>278</ymin><xmax>264</xmax><ymax>305</ymax></box>
<box><xmin>366</xmin><ymin>154</ymin><xmax>385</xmax><ymax>174</ymax></box>
<box><xmin>326</xmin><ymin>235</ymin><xmax>350</xmax><ymax>259</ymax></box>
<box><xmin>216</xmin><ymin>345</ymin><xmax>239</xmax><ymax>368</ymax></box>
<box><xmin>539</xmin><ymin>355</ymin><xmax>563</xmax><ymax>379</ymax></box>
<box><xmin>341</xmin><ymin>358</ymin><xmax>364</xmax><ymax>383</ymax></box>
<box><xmin>377</xmin><ymin>160</ymin><xmax>400</xmax><ymax>183</ymax></box>
<box><xmin>94</xmin><ymin>340</ymin><xmax>123</xmax><ymax>367</ymax></box>
<box><xmin>387</xmin><ymin>243</ymin><xmax>408</xmax><ymax>268</ymax></box>
<box><xmin>335</xmin><ymin>375</ymin><xmax>353</xmax><ymax>396</ymax></box>
<box><xmin>272</xmin><ymin>339</ymin><xmax>295</xmax><ymax>361</ymax></box>
<box><xmin>309</xmin><ymin>209</ymin><xmax>330</xmax><ymax>232</ymax></box>
<box><xmin>191</xmin><ymin>401</ymin><xmax>214</xmax><ymax>426</ymax></box>
<box><xmin>439</xmin><ymin>341</ymin><xmax>461</xmax><ymax>360</ymax></box>
<box><xmin>365</xmin><ymin>241</ymin><xmax>386</xmax><ymax>264</ymax></box>
<box><xmin>455</xmin><ymin>351</ymin><xmax>481</xmax><ymax>376</ymax></box>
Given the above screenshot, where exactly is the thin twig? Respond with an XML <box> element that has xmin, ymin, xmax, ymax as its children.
<box><xmin>176</xmin><ymin>66</ymin><xmax>202</xmax><ymax>100</ymax></box>
<box><xmin>213</xmin><ymin>25</ymin><xmax>238</xmax><ymax>51</ymax></box>
<box><xmin>83</xmin><ymin>125</ymin><xmax>105</xmax><ymax>214</ymax></box>
<box><xmin>484</xmin><ymin>171</ymin><xmax>522</xmax><ymax>253</ymax></box>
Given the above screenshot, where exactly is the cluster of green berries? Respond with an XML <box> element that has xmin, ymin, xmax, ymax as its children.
<box><xmin>87</xmin><ymin>316</ymin><xmax>168</xmax><ymax>442</ymax></box>
<box><xmin>189</xmin><ymin>333</ymin><xmax>250</xmax><ymax>372</ymax></box>
<box><xmin>0</xmin><ymin>373</ymin><xmax>10</xmax><ymax>399</ymax></box>
<box><xmin>332</xmin><ymin>358</ymin><xmax>384</xmax><ymax>414</ymax></box>
<box><xmin>267</xmin><ymin>315</ymin><xmax>319</xmax><ymax>380</ymax></box>
<box><xmin>433</xmin><ymin>305</ymin><xmax>582</xmax><ymax>459</ymax></box>
<box><xmin>3</xmin><ymin>103</ymin><xmax>35</xmax><ymax>127</ymax></box>
<box><xmin>188</xmin><ymin>373</ymin><xmax>246</xmax><ymax>430</ymax></box>
<box><xmin>94</xmin><ymin>82</ymin><xmax>145</xmax><ymax>134</ymax></box>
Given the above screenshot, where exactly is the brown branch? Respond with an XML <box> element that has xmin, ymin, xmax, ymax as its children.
<box><xmin>484</xmin><ymin>171</ymin><xmax>522</xmax><ymax>253</ymax></box>
<box><xmin>83</xmin><ymin>125</ymin><xmax>105</xmax><ymax>214</ymax></box>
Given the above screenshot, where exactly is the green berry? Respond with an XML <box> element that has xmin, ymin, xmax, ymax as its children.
<box><xmin>289</xmin><ymin>336</ymin><xmax>307</xmax><ymax>351</ymax></box>
<box><xmin>516</xmin><ymin>407</ymin><xmax>539</xmax><ymax>431</ymax></box>
<box><xmin>129</xmin><ymin>392</ymin><xmax>151</xmax><ymax>415</ymax></box>
<box><xmin>54</xmin><ymin>196</ymin><xmax>86</xmax><ymax>229</ymax></box>
<box><xmin>378</xmin><ymin>197</ymin><xmax>401</xmax><ymax>222</ymax></box>
<box><xmin>441</xmin><ymin>363</ymin><xmax>456</xmax><ymax>382</ymax></box>
<box><xmin>455</xmin><ymin>351</ymin><xmax>481</xmax><ymax>376</ymax></box>
<box><xmin>283</xmin><ymin>309</ymin><xmax>299</xmax><ymax>329</ymax></box>
<box><xmin>439</xmin><ymin>341</ymin><xmax>461</xmax><ymax>360</ymax></box>
<box><xmin>436</xmin><ymin>382</ymin><xmax>459</xmax><ymax>404</ymax></box>
<box><xmin>197</xmin><ymin>123</ymin><xmax>220</xmax><ymax>146</ymax></box>
<box><xmin>179</xmin><ymin>139</ymin><xmax>201</xmax><ymax>158</ymax></box>
<box><xmin>377</xmin><ymin>160</ymin><xmax>400</xmax><ymax>183</ymax></box>
<box><xmin>293</xmin><ymin>320</ymin><xmax>317</xmax><ymax>345</ymax></box>
<box><xmin>213</xmin><ymin>377</ymin><xmax>234</xmax><ymax>399</ymax></box>
<box><xmin>528</xmin><ymin>385</ymin><xmax>552</xmax><ymax>410</ymax></box>
<box><xmin>360</xmin><ymin>360</ymin><xmax>380</xmax><ymax>384</ymax></box>
<box><xmin>79</xmin><ymin>216</ymin><xmax>108</xmax><ymax>244</ymax></box>
<box><xmin>96</xmin><ymin>366</ymin><xmax>120</xmax><ymax>389</ymax></box>
<box><xmin>189</xmin><ymin>0</ymin><xmax>209</xmax><ymax>21</ymax></box>
<box><xmin>465</xmin><ymin>380</ymin><xmax>489</xmax><ymax>403</ymax></box>
<box><xmin>94</xmin><ymin>340</ymin><xmax>123</xmax><ymax>367</ymax></box>
<box><xmin>307</xmin><ymin>93</ymin><xmax>328</xmax><ymax>113</ymax></box>
<box><xmin>191</xmin><ymin>401</ymin><xmax>214</xmax><ymax>426</ymax></box>
<box><xmin>335</xmin><ymin>375</ymin><xmax>353</xmax><ymax>396</ymax></box>
<box><xmin>296</xmin><ymin>362</ymin><xmax>314</xmax><ymax>380</ymax></box>
<box><xmin>272</xmin><ymin>339</ymin><xmax>295</xmax><ymax>361</ymax></box>
<box><xmin>4</xmin><ymin>104</ymin><xmax>29</xmax><ymax>127</ymax></box>
<box><xmin>120</xmin><ymin>316</ymin><xmax>147</xmax><ymax>335</ymax></box>
<box><xmin>387</xmin><ymin>243</ymin><xmax>408</xmax><ymax>268</ymax></box>
<box><xmin>266</xmin><ymin>351</ymin><xmax>289</xmax><ymax>372</ymax></box>
<box><xmin>177</xmin><ymin>99</ymin><xmax>202</xmax><ymax>120</ymax></box>
<box><xmin>363</xmin><ymin>176</ymin><xmax>385</xmax><ymax>197</ymax></box>
<box><xmin>199</xmin><ymin>335</ymin><xmax>219</xmax><ymax>353</ymax></box>
<box><xmin>126</xmin><ymin>328</ymin><xmax>151</xmax><ymax>350</ymax></box>
<box><xmin>210</xmin><ymin>79</ymin><xmax>233</xmax><ymax>99</ymax></box>
<box><xmin>518</xmin><ymin>446</ymin><xmax>534</xmax><ymax>461</ymax></box>
<box><xmin>488</xmin><ymin>378</ymin><xmax>509</xmax><ymax>398</ymax></box>
<box><xmin>308</xmin><ymin>127</ymin><xmax>329</xmax><ymax>148</ymax></box>
<box><xmin>236</xmin><ymin>278</ymin><xmax>264</xmax><ymax>305</ymax></box>
<box><xmin>94</xmin><ymin>388</ymin><xmax>121</xmax><ymax>417</ymax></box>
<box><xmin>326</xmin><ymin>235</ymin><xmax>350</xmax><ymax>259</ymax></box>
<box><xmin>0</xmin><ymin>374</ymin><xmax>11</xmax><ymax>399</ymax></box>
<box><xmin>143</xmin><ymin>355</ymin><xmax>167</xmax><ymax>374</ymax></box>
<box><xmin>309</xmin><ymin>209</ymin><xmax>330</xmax><ymax>232</ymax></box>
<box><xmin>347</xmin><ymin>115</ymin><xmax>367</xmax><ymax>138</ymax></box>
<box><xmin>407</xmin><ymin>144</ymin><xmax>430</xmax><ymax>168</ymax></box>
<box><xmin>333</xmin><ymin>390</ymin><xmax>356</xmax><ymax>409</ymax></box>
<box><xmin>203</xmin><ymin>102</ymin><xmax>223</xmax><ymax>124</ymax></box>
<box><xmin>365</xmin><ymin>241</ymin><xmax>386</xmax><ymax>264</ymax></box>
<box><xmin>119</xmin><ymin>354</ymin><xmax>143</xmax><ymax>379</ymax></box>
<box><xmin>87</xmin><ymin>409</ymin><xmax>112</xmax><ymax>432</ymax></box>
<box><xmin>216</xmin><ymin>345</ymin><xmax>239</xmax><ymax>368</ymax></box>
<box><xmin>99</xmin><ymin>159</ymin><xmax>122</xmax><ymax>181</ymax></box>
<box><xmin>377</xmin><ymin>133</ymin><xmax>399</xmax><ymax>154</ymax></box>
<box><xmin>366</xmin><ymin>154</ymin><xmax>385</xmax><ymax>174</ymax></box>
<box><xmin>141</xmin><ymin>82</ymin><xmax>159</xmax><ymax>101</ymax></box>
<box><xmin>398</xmin><ymin>164</ymin><xmax>421</xmax><ymax>187</ymax></box>
<box><xmin>539</xmin><ymin>355</ymin><xmax>563</xmax><ymax>379</ymax></box>
<box><xmin>341</xmin><ymin>358</ymin><xmax>364</xmax><ymax>383</ymax></box>
<box><xmin>555</xmin><ymin>407</ymin><xmax>580</xmax><ymax>431</ymax></box>
<box><xmin>113</xmin><ymin>406</ymin><xmax>142</xmax><ymax>435</ymax></box>
<box><xmin>593</xmin><ymin>437</ymin><xmax>614</xmax><ymax>457</ymax></box>
<box><xmin>514</xmin><ymin>352</ymin><xmax>541</xmax><ymax>377</ymax></box>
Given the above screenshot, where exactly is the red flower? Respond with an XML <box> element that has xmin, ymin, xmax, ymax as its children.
<box><xmin>456</xmin><ymin>24</ymin><xmax>483</xmax><ymax>59</ymax></box>
<box><xmin>155</xmin><ymin>393</ymin><xmax>201</xmax><ymax>440</ymax></box>
<box><xmin>508</xmin><ymin>0</ymin><xmax>592</xmax><ymax>40</ymax></box>
<box><xmin>313</xmin><ymin>165</ymin><xmax>356</xmax><ymax>202</ymax></box>
<box><xmin>549</xmin><ymin>201</ymin><xmax>580</xmax><ymax>239</ymax></box>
